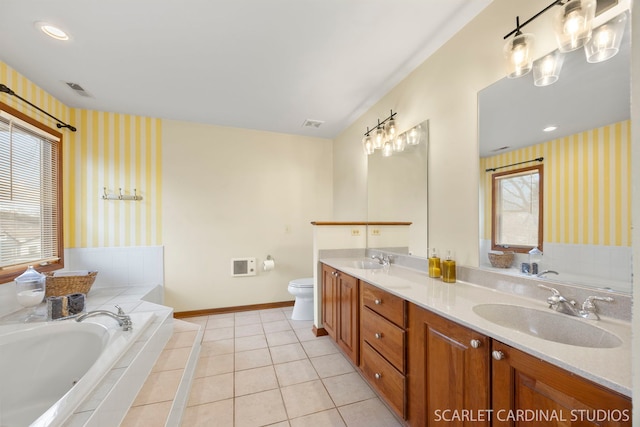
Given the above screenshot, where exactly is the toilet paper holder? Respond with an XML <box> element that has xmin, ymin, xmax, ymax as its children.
<box><xmin>263</xmin><ymin>255</ymin><xmax>276</xmax><ymax>271</ymax></box>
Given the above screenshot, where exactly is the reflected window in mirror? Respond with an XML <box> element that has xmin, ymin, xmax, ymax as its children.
<box><xmin>491</xmin><ymin>165</ymin><xmax>543</xmax><ymax>253</ymax></box>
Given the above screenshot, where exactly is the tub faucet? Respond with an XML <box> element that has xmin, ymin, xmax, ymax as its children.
<box><xmin>536</xmin><ymin>270</ymin><xmax>559</xmax><ymax>278</ymax></box>
<box><xmin>76</xmin><ymin>305</ymin><xmax>132</xmax><ymax>331</ymax></box>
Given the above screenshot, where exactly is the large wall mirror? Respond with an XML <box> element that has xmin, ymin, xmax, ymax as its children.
<box><xmin>367</xmin><ymin>120</ymin><xmax>429</xmax><ymax>257</ymax></box>
<box><xmin>478</xmin><ymin>12</ymin><xmax>631</xmax><ymax>294</ymax></box>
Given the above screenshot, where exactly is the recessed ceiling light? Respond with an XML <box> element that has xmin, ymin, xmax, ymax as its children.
<box><xmin>543</xmin><ymin>126</ymin><xmax>557</xmax><ymax>132</ymax></box>
<box><xmin>35</xmin><ymin>22</ymin><xmax>69</xmax><ymax>41</ymax></box>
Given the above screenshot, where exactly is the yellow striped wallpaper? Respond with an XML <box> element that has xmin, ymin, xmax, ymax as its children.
<box><xmin>1</xmin><ymin>62</ymin><xmax>162</xmax><ymax>248</ymax></box>
<box><xmin>480</xmin><ymin>120</ymin><xmax>631</xmax><ymax>246</ymax></box>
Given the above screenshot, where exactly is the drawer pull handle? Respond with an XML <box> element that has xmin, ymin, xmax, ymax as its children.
<box><xmin>470</xmin><ymin>339</ymin><xmax>481</xmax><ymax>348</ymax></box>
<box><xmin>332</xmin><ymin>271</ymin><xmax>339</xmax><ymax>277</ymax></box>
<box><xmin>492</xmin><ymin>350</ymin><xmax>505</xmax><ymax>361</ymax></box>
<box><xmin>374</xmin><ymin>333</ymin><xmax>383</xmax><ymax>339</ymax></box>
<box><xmin>374</xmin><ymin>373</ymin><xmax>382</xmax><ymax>380</ymax></box>
<box><xmin>374</xmin><ymin>299</ymin><xmax>382</xmax><ymax>305</ymax></box>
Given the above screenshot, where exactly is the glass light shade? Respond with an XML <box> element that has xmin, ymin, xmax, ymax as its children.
<box><xmin>553</xmin><ymin>0</ymin><xmax>596</xmax><ymax>52</ymax></box>
<box><xmin>362</xmin><ymin>134</ymin><xmax>375</xmax><ymax>155</ymax></box>
<box><xmin>374</xmin><ymin>126</ymin><xmax>386</xmax><ymax>149</ymax></box>
<box><xmin>393</xmin><ymin>134</ymin><xmax>406</xmax><ymax>152</ymax></box>
<box><xmin>533</xmin><ymin>50</ymin><xmax>565</xmax><ymax>87</ymax></box>
<box><xmin>385</xmin><ymin>118</ymin><xmax>397</xmax><ymax>138</ymax></box>
<box><xmin>407</xmin><ymin>125</ymin><xmax>421</xmax><ymax>145</ymax></box>
<box><xmin>584</xmin><ymin>12</ymin><xmax>627</xmax><ymax>63</ymax></box>
<box><xmin>503</xmin><ymin>33</ymin><xmax>535</xmax><ymax>78</ymax></box>
<box><xmin>382</xmin><ymin>141</ymin><xmax>393</xmax><ymax>157</ymax></box>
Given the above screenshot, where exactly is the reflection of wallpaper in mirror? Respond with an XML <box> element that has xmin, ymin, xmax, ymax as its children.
<box><xmin>479</xmin><ymin>120</ymin><xmax>631</xmax><ymax>292</ymax></box>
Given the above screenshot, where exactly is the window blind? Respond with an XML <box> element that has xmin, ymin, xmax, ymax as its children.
<box><xmin>0</xmin><ymin>114</ymin><xmax>60</xmax><ymax>270</ymax></box>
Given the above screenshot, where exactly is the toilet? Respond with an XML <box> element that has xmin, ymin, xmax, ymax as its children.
<box><xmin>287</xmin><ymin>277</ymin><xmax>314</xmax><ymax>321</ymax></box>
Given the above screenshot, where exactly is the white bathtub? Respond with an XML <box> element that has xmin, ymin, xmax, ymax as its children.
<box><xmin>0</xmin><ymin>312</ymin><xmax>154</xmax><ymax>427</ymax></box>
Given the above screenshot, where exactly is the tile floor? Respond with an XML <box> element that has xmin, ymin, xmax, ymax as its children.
<box><xmin>180</xmin><ymin>307</ymin><xmax>403</xmax><ymax>427</ymax></box>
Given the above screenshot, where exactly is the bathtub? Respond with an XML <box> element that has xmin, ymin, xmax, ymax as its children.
<box><xmin>0</xmin><ymin>312</ymin><xmax>155</xmax><ymax>427</ymax></box>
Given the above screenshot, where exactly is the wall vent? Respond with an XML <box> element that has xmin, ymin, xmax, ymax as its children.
<box><xmin>231</xmin><ymin>257</ymin><xmax>256</xmax><ymax>277</ymax></box>
<box><xmin>302</xmin><ymin>119</ymin><xmax>324</xmax><ymax>128</ymax></box>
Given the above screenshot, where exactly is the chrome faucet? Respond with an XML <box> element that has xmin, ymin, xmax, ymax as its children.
<box><xmin>536</xmin><ymin>270</ymin><xmax>559</xmax><ymax>278</ymax></box>
<box><xmin>76</xmin><ymin>305</ymin><xmax>133</xmax><ymax>331</ymax></box>
<box><xmin>371</xmin><ymin>254</ymin><xmax>392</xmax><ymax>266</ymax></box>
<box><xmin>538</xmin><ymin>285</ymin><xmax>613</xmax><ymax>320</ymax></box>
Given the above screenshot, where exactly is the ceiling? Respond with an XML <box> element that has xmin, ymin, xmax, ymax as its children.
<box><xmin>0</xmin><ymin>0</ymin><xmax>492</xmax><ymax>139</ymax></box>
<box><xmin>479</xmin><ymin>10</ymin><xmax>631</xmax><ymax>157</ymax></box>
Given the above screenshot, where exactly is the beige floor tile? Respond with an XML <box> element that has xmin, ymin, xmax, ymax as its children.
<box><xmin>262</xmin><ymin>319</ymin><xmax>292</xmax><ymax>333</ymax></box>
<box><xmin>274</xmin><ymin>359</ymin><xmax>319</xmax><ymax>387</ymax></box>
<box><xmin>269</xmin><ymin>342</ymin><xmax>307</xmax><ymax>364</ymax></box>
<box><xmin>289</xmin><ymin>408</ymin><xmax>346</xmax><ymax>427</ymax></box>
<box><xmin>311</xmin><ymin>353</ymin><xmax>355</xmax><ymax>378</ymax></box>
<box><xmin>234</xmin><ymin>365</ymin><xmax>278</xmax><ymax>396</ymax></box>
<box><xmin>202</xmin><ymin>326</ymin><xmax>234</xmax><ymax>342</ymax></box>
<box><xmin>152</xmin><ymin>347</ymin><xmax>192</xmax><ymax>372</ymax></box>
<box><xmin>133</xmin><ymin>369</ymin><xmax>183</xmax><ymax>405</ymax></box>
<box><xmin>165</xmin><ymin>330</ymin><xmax>198</xmax><ymax>349</ymax></box>
<box><xmin>260</xmin><ymin>310</ymin><xmax>287</xmax><ymax>323</ymax></box>
<box><xmin>235</xmin><ymin>347</ymin><xmax>272</xmax><ymax>371</ymax></box>
<box><xmin>322</xmin><ymin>372</ymin><xmax>376</xmax><ymax>406</ymax></box>
<box><xmin>195</xmin><ymin>353</ymin><xmax>234</xmax><ymax>378</ymax></box>
<box><xmin>234</xmin><ymin>314</ymin><xmax>262</xmax><ymax>325</ymax></box>
<box><xmin>338</xmin><ymin>398</ymin><xmax>402</xmax><ymax>427</ymax></box>
<box><xmin>235</xmin><ymin>334</ymin><xmax>268</xmax><ymax>352</ymax></box>
<box><xmin>187</xmin><ymin>372</ymin><xmax>234</xmax><ymax>406</ymax></box>
<box><xmin>293</xmin><ymin>327</ymin><xmax>318</xmax><ymax>342</ymax></box>
<box><xmin>268</xmin><ymin>422</ymin><xmax>290</xmax><ymax>427</ymax></box>
<box><xmin>266</xmin><ymin>330</ymin><xmax>299</xmax><ymax>347</ymax></box>
<box><xmin>288</xmin><ymin>319</ymin><xmax>314</xmax><ymax>330</ymax></box>
<box><xmin>235</xmin><ymin>323</ymin><xmax>264</xmax><ymax>337</ymax></box>
<box><xmin>234</xmin><ymin>389</ymin><xmax>288</xmax><ymax>427</ymax></box>
<box><xmin>206</xmin><ymin>316</ymin><xmax>235</xmax><ymax>329</ymax></box>
<box><xmin>180</xmin><ymin>399</ymin><xmax>233</xmax><ymax>427</ymax></box>
<box><xmin>199</xmin><ymin>339</ymin><xmax>234</xmax><ymax>357</ymax></box>
<box><xmin>280</xmin><ymin>380</ymin><xmax>335</xmax><ymax>419</ymax></box>
<box><xmin>121</xmin><ymin>401</ymin><xmax>173</xmax><ymax>427</ymax></box>
<box><xmin>301</xmin><ymin>337</ymin><xmax>340</xmax><ymax>357</ymax></box>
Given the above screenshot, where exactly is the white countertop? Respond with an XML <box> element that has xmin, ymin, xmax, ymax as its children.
<box><xmin>320</xmin><ymin>258</ymin><xmax>632</xmax><ymax>397</ymax></box>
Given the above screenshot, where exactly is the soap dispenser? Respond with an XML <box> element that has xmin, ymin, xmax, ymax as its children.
<box><xmin>442</xmin><ymin>250</ymin><xmax>456</xmax><ymax>283</ymax></box>
<box><xmin>428</xmin><ymin>248</ymin><xmax>441</xmax><ymax>278</ymax></box>
<box><xmin>528</xmin><ymin>247</ymin><xmax>542</xmax><ymax>275</ymax></box>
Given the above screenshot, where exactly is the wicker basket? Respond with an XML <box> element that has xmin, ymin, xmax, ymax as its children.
<box><xmin>43</xmin><ymin>271</ymin><xmax>98</xmax><ymax>297</ymax></box>
<box><xmin>488</xmin><ymin>252</ymin><xmax>514</xmax><ymax>268</ymax></box>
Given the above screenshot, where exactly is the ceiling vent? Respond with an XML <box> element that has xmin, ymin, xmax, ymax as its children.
<box><xmin>65</xmin><ymin>82</ymin><xmax>93</xmax><ymax>98</ymax></box>
<box><xmin>302</xmin><ymin>119</ymin><xmax>324</xmax><ymax>129</ymax></box>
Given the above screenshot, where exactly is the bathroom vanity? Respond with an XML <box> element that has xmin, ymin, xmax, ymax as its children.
<box><xmin>319</xmin><ymin>259</ymin><xmax>631</xmax><ymax>426</ymax></box>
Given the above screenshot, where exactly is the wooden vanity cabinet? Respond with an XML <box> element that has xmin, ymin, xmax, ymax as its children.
<box><xmin>359</xmin><ymin>281</ymin><xmax>407</xmax><ymax>419</ymax></box>
<box><xmin>320</xmin><ymin>263</ymin><xmax>359</xmax><ymax>364</ymax></box>
<box><xmin>491</xmin><ymin>341</ymin><xmax>632</xmax><ymax>427</ymax></box>
<box><xmin>407</xmin><ymin>302</ymin><xmax>491</xmax><ymax>426</ymax></box>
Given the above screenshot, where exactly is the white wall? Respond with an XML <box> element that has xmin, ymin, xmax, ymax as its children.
<box><xmin>162</xmin><ymin>120</ymin><xmax>333</xmax><ymax>312</ymax></box>
<box><xmin>631</xmin><ymin>0</ymin><xmax>639</xmax><ymax>419</ymax></box>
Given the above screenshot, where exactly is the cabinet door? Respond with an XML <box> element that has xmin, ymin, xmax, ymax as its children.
<box><xmin>321</xmin><ymin>264</ymin><xmax>337</xmax><ymax>339</ymax></box>
<box><xmin>492</xmin><ymin>341</ymin><xmax>632</xmax><ymax>427</ymax></box>
<box><xmin>337</xmin><ymin>272</ymin><xmax>359</xmax><ymax>364</ymax></box>
<box><xmin>407</xmin><ymin>303</ymin><xmax>490</xmax><ymax>426</ymax></box>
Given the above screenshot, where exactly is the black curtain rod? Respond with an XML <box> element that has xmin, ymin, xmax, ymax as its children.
<box><xmin>485</xmin><ymin>157</ymin><xmax>544</xmax><ymax>172</ymax></box>
<box><xmin>0</xmin><ymin>83</ymin><xmax>77</xmax><ymax>132</ymax></box>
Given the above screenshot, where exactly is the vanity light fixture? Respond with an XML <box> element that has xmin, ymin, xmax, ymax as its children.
<box><xmin>407</xmin><ymin>124</ymin><xmax>421</xmax><ymax>145</ymax></box>
<box><xmin>35</xmin><ymin>21</ymin><xmax>69</xmax><ymax>41</ymax></box>
<box><xmin>503</xmin><ymin>0</ymin><xmax>626</xmax><ymax>84</ymax></box>
<box><xmin>361</xmin><ymin>111</ymin><xmax>423</xmax><ymax>157</ymax></box>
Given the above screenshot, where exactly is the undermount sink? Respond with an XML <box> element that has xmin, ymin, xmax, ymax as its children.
<box><xmin>472</xmin><ymin>304</ymin><xmax>622</xmax><ymax>349</ymax></box>
<box><xmin>346</xmin><ymin>259</ymin><xmax>385</xmax><ymax>270</ymax></box>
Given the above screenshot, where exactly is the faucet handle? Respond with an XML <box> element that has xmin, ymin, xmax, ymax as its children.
<box><xmin>538</xmin><ymin>284</ymin><xmax>562</xmax><ymax>307</ymax></box>
<box><xmin>115</xmin><ymin>304</ymin><xmax>126</xmax><ymax>316</ymax></box>
<box><xmin>582</xmin><ymin>295</ymin><xmax>614</xmax><ymax>311</ymax></box>
<box><xmin>537</xmin><ymin>284</ymin><xmax>560</xmax><ymax>295</ymax></box>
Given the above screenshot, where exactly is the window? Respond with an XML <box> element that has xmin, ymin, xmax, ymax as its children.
<box><xmin>0</xmin><ymin>101</ymin><xmax>63</xmax><ymax>282</ymax></box>
<box><xmin>491</xmin><ymin>165</ymin><xmax>543</xmax><ymax>253</ymax></box>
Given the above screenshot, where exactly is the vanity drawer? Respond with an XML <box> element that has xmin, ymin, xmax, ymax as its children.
<box><xmin>361</xmin><ymin>281</ymin><xmax>406</xmax><ymax>327</ymax></box>
<box><xmin>361</xmin><ymin>342</ymin><xmax>406</xmax><ymax>419</ymax></box>
<box><xmin>362</xmin><ymin>306</ymin><xmax>405</xmax><ymax>373</ymax></box>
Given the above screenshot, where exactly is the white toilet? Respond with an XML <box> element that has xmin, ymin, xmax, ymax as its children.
<box><xmin>287</xmin><ymin>278</ymin><xmax>314</xmax><ymax>321</ymax></box>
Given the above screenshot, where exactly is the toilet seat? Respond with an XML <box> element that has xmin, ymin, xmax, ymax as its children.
<box><xmin>288</xmin><ymin>278</ymin><xmax>313</xmax><ymax>288</ymax></box>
